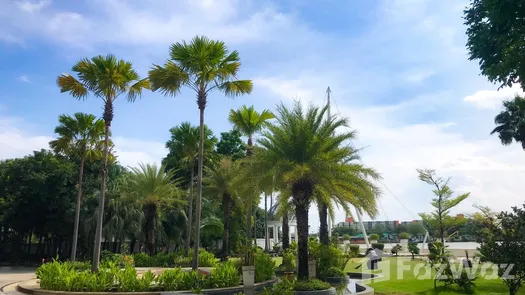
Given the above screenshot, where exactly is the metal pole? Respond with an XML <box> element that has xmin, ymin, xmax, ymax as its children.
<box><xmin>326</xmin><ymin>87</ymin><xmax>333</xmax><ymax>238</ymax></box>
<box><xmin>355</xmin><ymin>208</ymin><xmax>370</xmax><ymax>249</ymax></box>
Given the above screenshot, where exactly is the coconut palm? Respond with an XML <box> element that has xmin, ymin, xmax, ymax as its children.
<box><xmin>49</xmin><ymin>113</ymin><xmax>105</xmax><ymax>261</ymax></box>
<box><xmin>203</xmin><ymin>157</ymin><xmax>240</xmax><ymax>259</ymax></box>
<box><xmin>228</xmin><ymin>105</ymin><xmax>274</xmax><ymax>243</ymax></box>
<box><xmin>57</xmin><ymin>55</ymin><xmax>149</xmax><ymax>271</ymax></box>
<box><xmin>163</xmin><ymin>122</ymin><xmax>218</xmax><ymax>256</ymax></box>
<box><xmin>149</xmin><ymin>36</ymin><xmax>253</xmax><ymax>269</ymax></box>
<box><xmin>249</xmin><ymin>101</ymin><xmax>381</xmax><ymax>279</ymax></box>
<box><xmin>125</xmin><ymin>163</ymin><xmax>184</xmax><ymax>255</ymax></box>
<box><xmin>491</xmin><ymin>95</ymin><xmax>525</xmax><ymax>150</ymax></box>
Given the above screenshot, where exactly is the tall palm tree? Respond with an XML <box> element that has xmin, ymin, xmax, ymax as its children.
<box><xmin>249</xmin><ymin>101</ymin><xmax>381</xmax><ymax>279</ymax></box>
<box><xmin>163</xmin><ymin>122</ymin><xmax>218</xmax><ymax>256</ymax></box>
<box><xmin>491</xmin><ymin>95</ymin><xmax>525</xmax><ymax>150</ymax></box>
<box><xmin>49</xmin><ymin>112</ymin><xmax>105</xmax><ymax>261</ymax></box>
<box><xmin>228</xmin><ymin>105</ymin><xmax>274</xmax><ymax>243</ymax></box>
<box><xmin>125</xmin><ymin>163</ymin><xmax>184</xmax><ymax>255</ymax></box>
<box><xmin>203</xmin><ymin>158</ymin><xmax>240</xmax><ymax>259</ymax></box>
<box><xmin>149</xmin><ymin>36</ymin><xmax>253</xmax><ymax>269</ymax></box>
<box><xmin>57</xmin><ymin>55</ymin><xmax>149</xmax><ymax>271</ymax></box>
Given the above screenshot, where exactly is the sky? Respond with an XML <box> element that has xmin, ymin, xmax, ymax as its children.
<box><xmin>1</xmin><ymin>0</ymin><xmax>525</xmax><ymax>232</ymax></box>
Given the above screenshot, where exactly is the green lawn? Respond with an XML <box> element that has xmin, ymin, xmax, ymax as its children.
<box><xmin>343</xmin><ymin>257</ymin><xmax>523</xmax><ymax>295</ymax></box>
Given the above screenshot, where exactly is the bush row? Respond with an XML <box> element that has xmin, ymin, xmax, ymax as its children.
<box><xmin>37</xmin><ymin>260</ymin><xmax>239</xmax><ymax>292</ymax></box>
<box><xmin>101</xmin><ymin>249</ymin><xmax>217</xmax><ymax>268</ymax></box>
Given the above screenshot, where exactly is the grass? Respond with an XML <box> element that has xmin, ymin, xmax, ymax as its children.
<box><xmin>343</xmin><ymin>256</ymin><xmax>524</xmax><ymax>295</ymax></box>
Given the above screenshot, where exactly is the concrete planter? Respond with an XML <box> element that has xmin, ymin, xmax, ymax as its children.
<box><xmin>400</xmin><ymin>239</ymin><xmax>409</xmax><ymax>252</ymax></box>
<box><xmin>242</xmin><ymin>266</ymin><xmax>255</xmax><ymax>288</ymax></box>
<box><xmin>294</xmin><ymin>287</ymin><xmax>336</xmax><ymax>295</ymax></box>
<box><xmin>308</xmin><ymin>260</ymin><xmax>316</xmax><ymax>278</ymax></box>
<box><xmin>370</xmin><ymin>240</ymin><xmax>378</xmax><ymax>244</ymax></box>
<box><xmin>322</xmin><ymin>275</ymin><xmax>349</xmax><ymax>285</ymax></box>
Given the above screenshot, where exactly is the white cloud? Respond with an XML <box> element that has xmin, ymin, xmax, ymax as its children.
<box><xmin>17</xmin><ymin>75</ymin><xmax>31</xmax><ymax>83</ymax></box>
<box><xmin>256</xmin><ymin>75</ymin><xmax>525</xmax><ymax>229</ymax></box>
<box><xmin>16</xmin><ymin>0</ymin><xmax>51</xmax><ymax>13</ymax></box>
<box><xmin>464</xmin><ymin>86</ymin><xmax>524</xmax><ymax>109</ymax></box>
<box><xmin>0</xmin><ymin>114</ymin><xmax>165</xmax><ymax>169</ymax></box>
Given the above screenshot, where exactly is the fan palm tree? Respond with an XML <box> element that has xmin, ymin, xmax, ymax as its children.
<box><xmin>148</xmin><ymin>36</ymin><xmax>253</xmax><ymax>269</ymax></box>
<box><xmin>248</xmin><ymin>101</ymin><xmax>381</xmax><ymax>279</ymax></box>
<box><xmin>163</xmin><ymin>122</ymin><xmax>218</xmax><ymax>256</ymax></box>
<box><xmin>124</xmin><ymin>163</ymin><xmax>184</xmax><ymax>255</ymax></box>
<box><xmin>49</xmin><ymin>112</ymin><xmax>105</xmax><ymax>261</ymax></box>
<box><xmin>203</xmin><ymin>157</ymin><xmax>240</xmax><ymax>259</ymax></box>
<box><xmin>228</xmin><ymin>105</ymin><xmax>274</xmax><ymax>243</ymax></box>
<box><xmin>57</xmin><ymin>55</ymin><xmax>149</xmax><ymax>271</ymax></box>
<box><xmin>491</xmin><ymin>95</ymin><xmax>525</xmax><ymax>150</ymax></box>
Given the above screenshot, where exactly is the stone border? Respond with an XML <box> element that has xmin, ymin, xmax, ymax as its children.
<box><xmin>17</xmin><ymin>278</ymin><xmax>278</xmax><ymax>295</ymax></box>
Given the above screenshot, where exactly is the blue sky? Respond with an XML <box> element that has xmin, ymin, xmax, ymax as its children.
<box><xmin>2</xmin><ymin>0</ymin><xmax>525</xmax><ymax>230</ymax></box>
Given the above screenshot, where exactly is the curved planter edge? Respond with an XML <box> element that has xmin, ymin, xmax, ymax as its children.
<box><xmin>294</xmin><ymin>287</ymin><xmax>336</xmax><ymax>295</ymax></box>
<box><xmin>321</xmin><ymin>276</ymin><xmax>349</xmax><ymax>285</ymax></box>
<box><xmin>18</xmin><ymin>278</ymin><xmax>279</xmax><ymax>295</ymax></box>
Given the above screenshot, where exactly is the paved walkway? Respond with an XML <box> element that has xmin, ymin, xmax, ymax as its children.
<box><xmin>0</xmin><ymin>268</ymin><xmax>35</xmax><ymax>295</ymax></box>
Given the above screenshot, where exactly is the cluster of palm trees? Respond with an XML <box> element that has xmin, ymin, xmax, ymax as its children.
<box><xmin>56</xmin><ymin>35</ymin><xmax>381</xmax><ymax>278</ymax></box>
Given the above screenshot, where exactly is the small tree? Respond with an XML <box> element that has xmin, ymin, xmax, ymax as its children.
<box><xmin>342</xmin><ymin>234</ymin><xmax>351</xmax><ymax>241</ymax></box>
<box><xmin>391</xmin><ymin>244</ymin><xmax>402</xmax><ymax>256</ymax></box>
<box><xmin>417</xmin><ymin>169</ymin><xmax>469</xmax><ymax>251</ymax></box>
<box><xmin>369</xmin><ymin>233</ymin><xmax>380</xmax><ymax>241</ymax></box>
<box><xmin>479</xmin><ymin>204</ymin><xmax>525</xmax><ymax>295</ymax></box>
<box><xmin>398</xmin><ymin>232</ymin><xmax>411</xmax><ymax>240</ymax></box>
<box><xmin>408</xmin><ymin>242</ymin><xmax>420</xmax><ymax>259</ymax></box>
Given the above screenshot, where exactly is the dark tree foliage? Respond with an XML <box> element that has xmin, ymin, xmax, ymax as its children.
<box><xmin>464</xmin><ymin>0</ymin><xmax>525</xmax><ymax>90</ymax></box>
<box><xmin>479</xmin><ymin>204</ymin><xmax>525</xmax><ymax>295</ymax></box>
<box><xmin>0</xmin><ymin>150</ymin><xmax>123</xmax><ymax>264</ymax></box>
<box><xmin>491</xmin><ymin>96</ymin><xmax>525</xmax><ymax>150</ymax></box>
<box><xmin>216</xmin><ymin>129</ymin><xmax>246</xmax><ymax>160</ymax></box>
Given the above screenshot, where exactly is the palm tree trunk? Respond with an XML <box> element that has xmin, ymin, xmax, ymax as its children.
<box><xmin>246</xmin><ymin>135</ymin><xmax>253</xmax><ymax>156</ymax></box>
<box><xmin>144</xmin><ymin>204</ymin><xmax>156</xmax><ymax>256</ymax></box>
<box><xmin>282</xmin><ymin>213</ymin><xmax>290</xmax><ymax>250</ymax></box>
<box><xmin>296</xmin><ymin>201</ymin><xmax>309</xmax><ymax>279</ymax></box>
<box><xmin>185</xmin><ymin>167</ymin><xmax>194</xmax><ymax>256</ymax></box>
<box><xmin>222</xmin><ymin>194</ymin><xmax>232</xmax><ymax>260</ymax></box>
<box><xmin>246</xmin><ymin>203</ymin><xmax>252</xmax><ymax>241</ymax></box>
<box><xmin>192</xmin><ymin>93</ymin><xmax>206</xmax><ymax>270</ymax></box>
<box><xmin>71</xmin><ymin>157</ymin><xmax>85</xmax><ymax>261</ymax></box>
<box><xmin>92</xmin><ymin>100</ymin><xmax>112</xmax><ymax>272</ymax></box>
<box><xmin>319</xmin><ymin>203</ymin><xmax>329</xmax><ymax>246</ymax></box>
<box><xmin>264</xmin><ymin>193</ymin><xmax>268</xmax><ymax>251</ymax></box>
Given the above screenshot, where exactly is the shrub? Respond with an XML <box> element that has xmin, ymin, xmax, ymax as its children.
<box><xmin>281</xmin><ymin>249</ymin><xmax>296</xmax><ymax>272</ymax></box>
<box><xmin>174</xmin><ymin>255</ymin><xmax>192</xmax><ymax>267</ymax></box>
<box><xmin>349</xmin><ymin>245</ymin><xmax>360</xmax><ymax>257</ymax></box>
<box><xmin>369</xmin><ymin>234</ymin><xmax>380</xmax><ymax>241</ymax></box>
<box><xmin>133</xmin><ymin>253</ymin><xmax>152</xmax><ymax>267</ymax></box>
<box><xmin>254</xmin><ymin>251</ymin><xmax>275</xmax><ymax>282</ymax></box>
<box><xmin>342</xmin><ymin>234</ymin><xmax>351</xmax><ymax>241</ymax></box>
<box><xmin>371</xmin><ymin>243</ymin><xmax>384</xmax><ymax>251</ymax></box>
<box><xmin>198</xmin><ymin>248</ymin><xmax>218</xmax><ymax>267</ymax></box>
<box><xmin>262</xmin><ymin>279</ymin><xmax>330</xmax><ymax>295</ymax></box>
<box><xmin>294</xmin><ymin>279</ymin><xmax>331</xmax><ymax>291</ymax></box>
<box><xmin>317</xmin><ymin>245</ymin><xmax>346</xmax><ymax>276</ymax></box>
<box><xmin>156</xmin><ymin>268</ymin><xmax>185</xmax><ymax>291</ymax></box>
<box><xmin>398</xmin><ymin>232</ymin><xmax>411</xmax><ymax>239</ymax></box>
<box><xmin>319</xmin><ymin>266</ymin><xmax>345</xmax><ymax>278</ymax></box>
<box><xmin>207</xmin><ymin>261</ymin><xmax>240</xmax><ymax>288</ymax></box>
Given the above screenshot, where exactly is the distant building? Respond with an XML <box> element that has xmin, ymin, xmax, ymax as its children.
<box><xmin>335</xmin><ymin>218</ymin><xmax>423</xmax><ymax>231</ymax></box>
